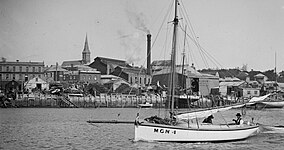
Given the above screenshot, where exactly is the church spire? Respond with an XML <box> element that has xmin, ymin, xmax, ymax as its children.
<box><xmin>83</xmin><ymin>33</ymin><xmax>90</xmax><ymax>52</ymax></box>
<box><xmin>82</xmin><ymin>33</ymin><xmax>91</xmax><ymax>64</ymax></box>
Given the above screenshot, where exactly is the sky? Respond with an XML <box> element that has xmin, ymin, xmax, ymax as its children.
<box><xmin>0</xmin><ymin>0</ymin><xmax>284</xmax><ymax>72</ymax></box>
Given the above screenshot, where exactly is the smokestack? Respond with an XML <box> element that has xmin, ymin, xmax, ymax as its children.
<box><xmin>147</xmin><ymin>34</ymin><xmax>151</xmax><ymax>75</ymax></box>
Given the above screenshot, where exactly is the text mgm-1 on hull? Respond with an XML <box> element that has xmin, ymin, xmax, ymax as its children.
<box><xmin>134</xmin><ymin>0</ymin><xmax>259</xmax><ymax>142</ymax></box>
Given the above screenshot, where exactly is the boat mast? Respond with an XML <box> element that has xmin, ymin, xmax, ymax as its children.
<box><xmin>170</xmin><ymin>0</ymin><xmax>179</xmax><ymax>119</ymax></box>
<box><xmin>275</xmin><ymin>51</ymin><xmax>277</xmax><ymax>98</ymax></box>
<box><xmin>181</xmin><ymin>25</ymin><xmax>187</xmax><ymax>90</ymax></box>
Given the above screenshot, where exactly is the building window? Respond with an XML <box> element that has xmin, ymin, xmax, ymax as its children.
<box><xmin>26</xmin><ymin>67</ymin><xmax>29</xmax><ymax>72</ymax></box>
<box><xmin>89</xmin><ymin>75</ymin><xmax>91</xmax><ymax>80</ymax></box>
<box><xmin>38</xmin><ymin>67</ymin><xmax>41</xmax><ymax>72</ymax></box>
<box><xmin>19</xmin><ymin>66</ymin><xmax>22</xmax><ymax>72</ymax></box>
<box><xmin>254</xmin><ymin>91</ymin><xmax>258</xmax><ymax>95</ymax></box>
<box><xmin>0</xmin><ymin>66</ymin><xmax>2</xmax><ymax>71</ymax></box>
<box><xmin>6</xmin><ymin>66</ymin><xmax>9</xmax><ymax>72</ymax></box>
<box><xmin>12</xmin><ymin>74</ymin><xmax>15</xmax><ymax>80</ymax></box>
<box><xmin>38</xmin><ymin>75</ymin><xmax>41</xmax><ymax>78</ymax></box>
<box><xmin>94</xmin><ymin>76</ymin><xmax>97</xmax><ymax>80</ymax></box>
<box><xmin>247</xmin><ymin>91</ymin><xmax>251</xmax><ymax>95</ymax></box>
<box><xmin>6</xmin><ymin>74</ymin><xmax>9</xmax><ymax>79</ymax></box>
<box><xmin>13</xmin><ymin>66</ymin><xmax>16</xmax><ymax>72</ymax></box>
<box><xmin>33</xmin><ymin>67</ymin><xmax>35</xmax><ymax>72</ymax></box>
<box><xmin>70</xmin><ymin>76</ymin><xmax>72</xmax><ymax>80</ymax></box>
<box><xmin>19</xmin><ymin>74</ymin><xmax>23</xmax><ymax>80</ymax></box>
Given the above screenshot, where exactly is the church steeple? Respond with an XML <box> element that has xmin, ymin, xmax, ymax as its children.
<box><xmin>82</xmin><ymin>33</ymin><xmax>91</xmax><ymax>64</ymax></box>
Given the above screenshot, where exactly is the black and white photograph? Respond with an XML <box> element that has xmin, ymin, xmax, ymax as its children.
<box><xmin>1</xmin><ymin>0</ymin><xmax>284</xmax><ymax>149</ymax></box>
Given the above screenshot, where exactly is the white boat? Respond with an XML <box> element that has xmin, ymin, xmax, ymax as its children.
<box><xmin>135</xmin><ymin>122</ymin><xmax>259</xmax><ymax>142</ymax></box>
<box><xmin>138</xmin><ymin>102</ymin><xmax>153</xmax><ymax>108</ymax></box>
<box><xmin>247</xmin><ymin>93</ymin><xmax>284</xmax><ymax>108</ymax></box>
<box><xmin>134</xmin><ymin>0</ymin><xmax>259</xmax><ymax>142</ymax></box>
<box><xmin>259</xmin><ymin>101</ymin><xmax>284</xmax><ymax>108</ymax></box>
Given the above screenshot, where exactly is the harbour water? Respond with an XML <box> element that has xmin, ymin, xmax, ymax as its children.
<box><xmin>1</xmin><ymin>108</ymin><xmax>284</xmax><ymax>150</ymax></box>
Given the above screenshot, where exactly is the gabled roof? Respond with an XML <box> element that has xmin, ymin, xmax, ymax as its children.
<box><xmin>151</xmin><ymin>60</ymin><xmax>171</xmax><ymax>66</ymax></box>
<box><xmin>219</xmin><ymin>81</ymin><xmax>245</xmax><ymax>87</ymax></box>
<box><xmin>254</xmin><ymin>73</ymin><xmax>266</xmax><ymax>77</ymax></box>
<box><xmin>95</xmin><ymin>57</ymin><xmax>128</xmax><ymax>67</ymax></box>
<box><xmin>115</xmin><ymin>66</ymin><xmax>147</xmax><ymax>74</ymax></box>
<box><xmin>45</xmin><ymin>65</ymin><xmax>68</xmax><ymax>72</ymax></box>
<box><xmin>0</xmin><ymin>61</ymin><xmax>44</xmax><ymax>66</ymax></box>
<box><xmin>62</xmin><ymin>60</ymin><xmax>84</xmax><ymax>67</ymax></box>
<box><xmin>101</xmin><ymin>75</ymin><xmax>120</xmax><ymax>79</ymax></box>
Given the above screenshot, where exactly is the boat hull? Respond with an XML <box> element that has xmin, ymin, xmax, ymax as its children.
<box><xmin>134</xmin><ymin>122</ymin><xmax>259</xmax><ymax>142</ymax></box>
<box><xmin>246</xmin><ymin>101</ymin><xmax>284</xmax><ymax>109</ymax></box>
<box><xmin>138</xmin><ymin>103</ymin><xmax>153</xmax><ymax>108</ymax></box>
<box><xmin>259</xmin><ymin>101</ymin><xmax>284</xmax><ymax>108</ymax></box>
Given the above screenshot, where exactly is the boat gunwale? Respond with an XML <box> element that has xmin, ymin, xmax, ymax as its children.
<box><xmin>137</xmin><ymin>122</ymin><xmax>259</xmax><ymax>131</ymax></box>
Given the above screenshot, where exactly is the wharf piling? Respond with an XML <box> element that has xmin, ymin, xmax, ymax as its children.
<box><xmin>10</xmin><ymin>93</ymin><xmax>243</xmax><ymax>108</ymax></box>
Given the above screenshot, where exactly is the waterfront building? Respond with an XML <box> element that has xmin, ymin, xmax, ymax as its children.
<box><xmin>111</xmin><ymin>66</ymin><xmax>151</xmax><ymax>87</ymax></box>
<box><xmin>89</xmin><ymin>57</ymin><xmax>151</xmax><ymax>87</ymax></box>
<box><xmin>62</xmin><ymin>65</ymin><xmax>101</xmax><ymax>84</ymax></box>
<box><xmin>254</xmin><ymin>73</ymin><xmax>268</xmax><ymax>84</ymax></box>
<box><xmin>44</xmin><ymin>64</ymin><xmax>68</xmax><ymax>83</ymax></box>
<box><xmin>89</xmin><ymin>57</ymin><xmax>130</xmax><ymax>75</ymax></box>
<box><xmin>25</xmin><ymin>76</ymin><xmax>49</xmax><ymax>92</ymax></box>
<box><xmin>0</xmin><ymin>60</ymin><xmax>44</xmax><ymax>93</ymax></box>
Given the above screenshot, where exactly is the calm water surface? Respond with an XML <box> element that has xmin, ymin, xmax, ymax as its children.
<box><xmin>1</xmin><ymin>108</ymin><xmax>284</xmax><ymax>150</ymax></box>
